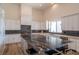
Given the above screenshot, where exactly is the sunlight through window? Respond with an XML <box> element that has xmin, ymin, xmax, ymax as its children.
<box><xmin>46</xmin><ymin>20</ymin><xmax>62</xmax><ymax>33</ymax></box>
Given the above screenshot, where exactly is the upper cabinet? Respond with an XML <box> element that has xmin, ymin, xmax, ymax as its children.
<box><xmin>3</xmin><ymin>4</ymin><xmax>21</xmax><ymax>30</ymax></box>
<box><xmin>21</xmin><ymin>4</ymin><xmax>32</xmax><ymax>16</ymax></box>
<box><xmin>21</xmin><ymin>4</ymin><xmax>32</xmax><ymax>25</ymax></box>
<box><xmin>62</xmin><ymin>13</ymin><xmax>79</xmax><ymax>31</ymax></box>
<box><xmin>5</xmin><ymin>19</ymin><xmax>20</xmax><ymax>30</ymax></box>
<box><xmin>72</xmin><ymin>14</ymin><xmax>79</xmax><ymax>31</ymax></box>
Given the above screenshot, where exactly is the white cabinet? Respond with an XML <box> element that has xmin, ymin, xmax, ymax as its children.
<box><xmin>5</xmin><ymin>34</ymin><xmax>21</xmax><ymax>44</ymax></box>
<box><xmin>5</xmin><ymin>19</ymin><xmax>20</xmax><ymax>30</ymax></box>
<box><xmin>31</xmin><ymin>21</ymin><xmax>41</xmax><ymax>30</ymax></box>
<box><xmin>76</xmin><ymin>39</ymin><xmax>79</xmax><ymax>52</ymax></box>
<box><xmin>21</xmin><ymin>4</ymin><xmax>32</xmax><ymax>25</ymax></box>
<box><xmin>21</xmin><ymin>16</ymin><xmax>32</xmax><ymax>25</ymax></box>
<box><xmin>72</xmin><ymin>15</ymin><xmax>79</xmax><ymax>31</ymax></box>
<box><xmin>67</xmin><ymin>16</ymin><xmax>73</xmax><ymax>30</ymax></box>
<box><xmin>62</xmin><ymin>17</ymin><xmax>69</xmax><ymax>30</ymax></box>
<box><xmin>68</xmin><ymin>38</ymin><xmax>79</xmax><ymax>52</ymax></box>
<box><xmin>62</xmin><ymin>13</ymin><xmax>79</xmax><ymax>31</ymax></box>
<box><xmin>68</xmin><ymin>38</ymin><xmax>77</xmax><ymax>50</ymax></box>
<box><xmin>21</xmin><ymin>4</ymin><xmax>32</xmax><ymax>16</ymax></box>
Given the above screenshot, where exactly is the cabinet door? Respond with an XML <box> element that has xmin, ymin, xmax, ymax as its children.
<box><xmin>76</xmin><ymin>39</ymin><xmax>79</xmax><ymax>52</ymax></box>
<box><xmin>21</xmin><ymin>4</ymin><xmax>32</xmax><ymax>25</ymax></box>
<box><xmin>68</xmin><ymin>14</ymin><xmax>79</xmax><ymax>31</ymax></box>
<box><xmin>62</xmin><ymin>14</ymin><xmax>79</xmax><ymax>31</ymax></box>
<box><xmin>21</xmin><ymin>16</ymin><xmax>32</xmax><ymax>25</ymax></box>
<box><xmin>73</xmin><ymin>14</ymin><xmax>79</xmax><ymax>31</ymax></box>
<box><xmin>67</xmin><ymin>16</ymin><xmax>73</xmax><ymax>30</ymax></box>
<box><xmin>62</xmin><ymin>17</ymin><xmax>68</xmax><ymax>30</ymax></box>
<box><xmin>68</xmin><ymin>38</ymin><xmax>77</xmax><ymax>50</ymax></box>
<box><xmin>21</xmin><ymin>4</ymin><xmax>32</xmax><ymax>16</ymax></box>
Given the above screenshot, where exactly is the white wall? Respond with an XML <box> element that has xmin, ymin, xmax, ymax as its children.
<box><xmin>43</xmin><ymin>4</ymin><xmax>79</xmax><ymax>20</ymax></box>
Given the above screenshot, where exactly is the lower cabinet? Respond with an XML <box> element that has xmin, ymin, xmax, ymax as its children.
<box><xmin>5</xmin><ymin>34</ymin><xmax>21</xmax><ymax>44</ymax></box>
<box><xmin>76</xmin><ymin>39</ymin><xmax>79</xmax><ymax>52</ymax></box>
<box><xmin>21</xmin><ymin>38</ymin><xmax>28</xmax><ymax>50</ymax></box>
<box><xmin>68</xmin><ymin>38</ymin><xmax>79</xmax><ymax>52</ymax></box>
<box><xmin>68</xmin><ymin>38</ymin><xmax>77</xmax><ymax>50</ymax></box>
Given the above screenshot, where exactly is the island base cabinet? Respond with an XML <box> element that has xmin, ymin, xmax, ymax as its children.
<box><xmin>68</xmin><ymin>38</ymin><xmax>79</xmax><ymax>52</ymax></box>
<box><xmin>68</xmin><ymin>38</ymin><xmax>77</xmax><ymax>50</ymax></box>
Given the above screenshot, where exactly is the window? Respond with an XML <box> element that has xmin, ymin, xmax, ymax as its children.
<box><xmin>56</xmin><ymin>21</ymin><xmax>62</xmax><ymax>33</ymax></box>
<box><xmin>46</xmin><ymin>20</ymin><xmax>62</xmax><ymax>33</ymax></box>
<box><xmin>50</xmin><ymin>21</ymin><xmax>56</xmax><ymax>32</ymax></box>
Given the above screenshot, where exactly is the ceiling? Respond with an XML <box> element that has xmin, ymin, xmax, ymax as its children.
<box><xmin>25</xmin><ymin>3</ymin><xmax>52</xmax><ymax>10</ymax></box>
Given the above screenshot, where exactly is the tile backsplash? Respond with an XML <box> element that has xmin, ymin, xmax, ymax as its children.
<box><xmin>62</xmin><ymin>31</ymin><xmax>79</xmax><ymax>36</ymax></box>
